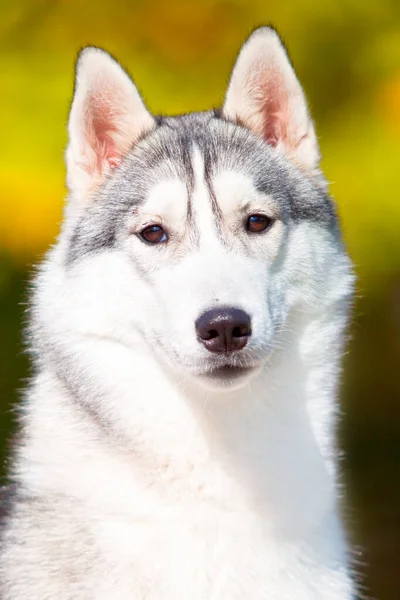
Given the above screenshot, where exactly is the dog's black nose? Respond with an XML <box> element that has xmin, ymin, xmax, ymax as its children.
<box><xmin>196</xmin><ymin>308</ymin><xmax>251</xmax><ymax>353</ymax></box>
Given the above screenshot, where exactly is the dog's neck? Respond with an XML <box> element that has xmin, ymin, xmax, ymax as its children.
<box><xmin>25</xmin><ymin>308</ymin><xmax>344</xmax><ymax>536</ymax></box>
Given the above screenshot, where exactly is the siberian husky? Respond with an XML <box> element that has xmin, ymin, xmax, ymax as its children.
<box><xmin>0</xmin><ymin>27</ymin><xmax>357</xmax><ymax>599</ymax></box>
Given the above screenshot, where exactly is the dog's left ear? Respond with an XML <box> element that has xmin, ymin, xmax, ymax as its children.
<box><xmin>223</xmin><ymin>27</ymin><xmax>320</xmax><ymax>173</ymax></box>
<box><xmin>67</xmin><ymin>47</ymin><xmax>155</xmax><ymax>200</ymax></box>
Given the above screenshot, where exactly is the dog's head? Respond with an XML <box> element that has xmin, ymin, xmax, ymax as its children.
<box><xmin>48</xmin><ymin>28</ymin><xmax>352</xmax><ymax>391</ymax></box>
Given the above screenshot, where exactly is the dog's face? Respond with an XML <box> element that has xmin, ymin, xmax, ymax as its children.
<box><xmin>58</xmin><ymin>28</ymin><xmax>348</xmax><ymax>391</ymax></box>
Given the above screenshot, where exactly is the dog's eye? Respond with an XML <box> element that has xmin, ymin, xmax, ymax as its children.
<box><xmin>140</xmin><ymin>225</ymin><xmax>167</xmax><ymax>244</ymax></box>
<box><xmin>246</xmin><ymin>214</ymin><xmax>273</xmax><ymax>234</ymax></box>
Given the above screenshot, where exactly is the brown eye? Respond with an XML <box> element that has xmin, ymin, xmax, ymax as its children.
<box><xmin>140</xmin><ymin>225</ymin><xmax>167</xmax><ymax>244</ymax></box>
<box><xmin>246</xmin><ymin>214</ymin><xmax>273</xmax><ymax>234</ymax></box>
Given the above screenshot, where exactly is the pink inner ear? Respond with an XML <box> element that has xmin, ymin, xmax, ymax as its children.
<box><xmin>263</xmin><ymin>110</ymin><xmax>284</xmax><ymax>148</ymax></box>
<box><xmin>85</xmin><ymin>90</ymin><xmax>127</xmax><ymax>174</ymax></box>
<box><xmin>108</xmin><ymin>156</ymin><xmax>122</xmax><ymax>168</ymax></box>
<box><xmin>258</xmin><ymin>70</ymin><xmax>290</xmax><ymax>148</ymax></box>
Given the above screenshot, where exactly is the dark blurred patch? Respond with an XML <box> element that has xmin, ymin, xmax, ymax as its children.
<box><xmin>340</xmin><ymin>279</ymin><xmax>400</xmax><ymax>600</ymax></box>
<box><xmin>0</xmin><ymin>255</ymin><xmax>30</xmax><ymax>479</ymax></box>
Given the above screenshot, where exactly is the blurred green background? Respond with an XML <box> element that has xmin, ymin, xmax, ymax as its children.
<box><xmin>1</xmin><ymin>0</ymin><xmax>399</xmax><ymax>597</ymax></box>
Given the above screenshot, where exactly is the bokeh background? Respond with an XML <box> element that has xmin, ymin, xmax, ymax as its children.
<box><xmin>1</xmin><ymin>0</ymin><xmax>399</xmax><ymax>597</ymax></box>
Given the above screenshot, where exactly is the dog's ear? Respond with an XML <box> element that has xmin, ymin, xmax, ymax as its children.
<box><xmin>66</xmin><ymin>47</ymin><xmax>154</xmax><ymax>199</ymax></box>
<box><xmin>223</xmin><ymin>27</ymin><xmax>320</xmax><ymax>173</ymax></box>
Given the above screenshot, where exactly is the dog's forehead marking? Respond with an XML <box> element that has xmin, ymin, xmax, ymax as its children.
<box><xmin>191</xmin><ymin>145</ymin><xmax>221</xmax><ymax>251</ymax></box>
<box><xmin>212</xmin><ymin>170</ymin><xmax>274</xmax><ymax>215</ymax></box>
<box><xmin>143</xmin><ymin>178</ymin><xmax>188</xmax><ymax>223</ymax></box>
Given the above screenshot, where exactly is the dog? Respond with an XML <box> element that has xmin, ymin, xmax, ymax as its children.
<box><xmin>0</xmin><ymin>26</ymin><xmax>357</xmax><ymax>599</ymax></box>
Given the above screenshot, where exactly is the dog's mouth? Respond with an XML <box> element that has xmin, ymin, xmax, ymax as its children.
<box><xmin>193</xmin><ymin>360</ymin><xmax>262</xmax><ymax>387</ymax></box>
<box><xmin>206</xmin><ymin>364</ymin><xmax>255</xmax><ymax>378</ymax></box>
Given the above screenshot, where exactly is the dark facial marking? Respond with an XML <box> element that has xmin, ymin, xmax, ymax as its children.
<box><xmin>203</xmin><ymin>148</ymin><xmax>223</xmax><ymax>222</ymax></box>
<box><xmin>66</xmin><ymin>214</ymin><xmax>116</xmax><ymax>265</ymax></box>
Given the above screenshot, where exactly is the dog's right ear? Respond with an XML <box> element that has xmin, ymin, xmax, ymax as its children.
<box><xmin>66</xmin><ymin>47</ymin><xmax>154</xmax><ymax>200</ymax></box>
<box><xmin>223</xmin><ymin>27</ymin><xmax>320</xmax><ymax>174</ymax></box>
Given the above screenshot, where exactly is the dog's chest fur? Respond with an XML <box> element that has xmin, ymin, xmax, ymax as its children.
<box><xmin>1</xmin><ymin>354</ymin><xmax>352</xmax><ymax>599</ymax></box>
<box><xmin>88</xmin><ymin>501</ymin><xmax>345</xmax><ymax>599</ymax></box>
<box><xmin>3</xmin><ymin>446</ymin><xmax>349</xmax><ymax>600</ymax></box>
